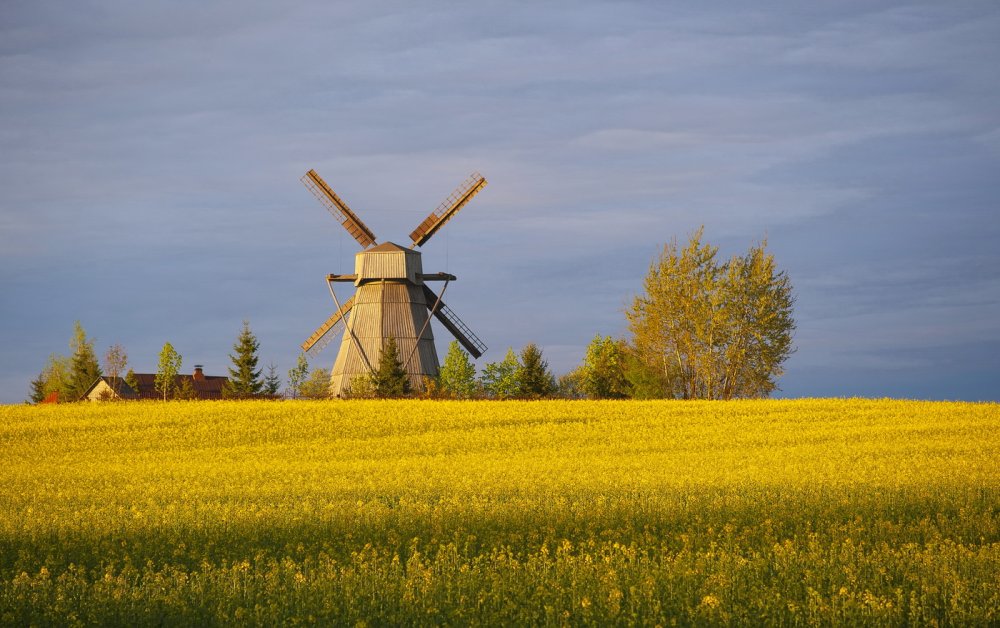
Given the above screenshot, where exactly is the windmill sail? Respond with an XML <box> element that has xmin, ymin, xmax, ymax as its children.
<box><xmin>422</xmin><ymin>285</ymin><xmax>486</xmax><ymax>358</ymax></box>
<box><xmin>301</xmin><ymin>170</ymin><xmax>377</xmax><ymax>248</ymax></box>
<box><xmin>409</xmin><ymin>172</ymin><xmax>487</xmax><ymax>247</ymax></box>
<box><xmin>301</xmin><ymin>296</ymin><xmax>355</xmax><ymax>356</ymax></box>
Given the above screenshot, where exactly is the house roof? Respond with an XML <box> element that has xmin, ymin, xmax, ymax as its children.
<box><xmin>82</xmin><ymin>373</ymin><xmax>229</xmax><ymax>400</ymax></box>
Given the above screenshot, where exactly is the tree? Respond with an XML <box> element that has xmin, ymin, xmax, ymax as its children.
<box><xmin>155</xmin><ymin>342</ymin><xmax>182</xmax><ymax>401</ymax></box>
<box><xmin>175</xmin><ymin>377</ymin><xmax>198</xmax><ymax>400</ymax></box>
<box><xmin>556</xmin><ymin>369</ymin><xmax>584</xmax><ymax>399</ymax></box>
<box><xmin>299</xmin><ymin>368</ymin><xmax>332</xmax><ymax>399</ymax></box>
<box><xmin>264</xmin><ymin>363</ymin><xmax>282</xmax><ymax>398</ymax></box>
<box><xmin>124</xmin><ymin>368</ymin><xmax>140</xmax><ymax>399</ymax></box>
<box><xmin>28</xmin><ymin>371</ymin><xmax>47</xmax><ymax>403</ymax></box>
<box><xmin>103</xmin><ymin>343</ymin><xmax>128</xmax><ymax>400</ymax></box>
<box><xmin>67</xmin><ymin>321</ymin><xmax>102</xmax><ymax>401</ymax></box>
<box><xmin>579</xmin><ymin>335</ymin><xmax>631</xmax><ymax>399</ymax></box>
<box><xmin>517</xmin><ymin>343</ymin><xmax>556</xmax><ymax>399</ymax></box>
<box><xmin>626</xmin><ymin>228</ymin><xmax>795</xmax><ymax>399</ymax></box>
<box><xmin>480</xmin><ymin>348</ymin><xmax>521</xmax><ymax>399</ymax></box>
<box><xmin>287</xmin><ymin>354</ymin><xmax>310</xmax><ymax>399</ymax></box>
<box><xmin>370</xmin><ymin>337</ymin><xmax>411</xmax><ymax>398</ymax></box>
<box><xmin>40</xmin><ymin>354</ymin><xmax>72</xmax><ymax>401</ymax></box>
<box><xmin>438</xmin><ymin>340</ymin><xmax>478</xmax><ymax>399</ymax></box>
<box><xmin>223</xmin><ymin>320</ymin><xmax>263</xmax><ymax>399</ymax></box>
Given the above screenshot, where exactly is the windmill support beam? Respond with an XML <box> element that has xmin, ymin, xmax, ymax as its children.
<box><xmin>419</xmin><ymin>273</ymin><xmax>457</xmax><ymax>281</ymax></box>
<box><xmin>327</xmin><ymin>274</ymin><xmax>358</xmax><ymax>282</ymax></box>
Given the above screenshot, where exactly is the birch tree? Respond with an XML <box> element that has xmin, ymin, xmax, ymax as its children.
<box><xmin>627</xmin><ymin>228</ymin><xmax>794</xmax><ymax>399</ymax></box>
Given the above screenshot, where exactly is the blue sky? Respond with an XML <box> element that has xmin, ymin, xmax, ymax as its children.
<box><xmin>2</xmin><ymin>1</ymin><xmax>998</xmax><ymax>402</ymax></box>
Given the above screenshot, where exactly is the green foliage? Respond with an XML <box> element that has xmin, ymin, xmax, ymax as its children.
<box><xmin>155</xmin><ymin>342</ymin><xmax>182</xmax><ymax>401</ymax></box>
<box><xmin>40</xmin><ymin>354</ymin><xmax>72</xmax><ymax>402</ymax></box>
<box><xmin>370</xmin><ymin>337</ymin><xmax>411</xmax><ymax>398</ymax></box>
<box><xmin>263</xmin><ymin>363</ymin><xmax>282</xmax><ymax>398</ymax></box>
<box><xmin>627</xmin><ymin>228</ymin><xmax>795</xmax><ymax>399</ymax></box>
<box><xmin>480</xmin><ymin>348</ymin><xmax>521</xmax><ymax>399</ymax></box>
<box><xmin>299</xmin><ymin>368</ymin><xmax>332</xmax><ymax>400</ymax></box>
<box><xmin>223</xmin><ymin>321</ymin><xmax>263</xmax><ymax>399</ymax></box>
<box><xmin>556</xmin><ymin>369</ymin><xmax>584</xmax><ymax>399</ymax></box>
<box><xmin>67</xmin><ymin>321</ymin><xmax>102</xmax><ymax>401</ymax></box>
<box><xmin>516</xmin><ymin>343</ymin><xmax>556</xmax><ymax>399</ymax></box>
<box><xmin>175</xmin><ymin>377</ymin><xmax>198</xmax><ymax>401</ymax></box>
<box><xmin>438</xmin><ymin>341</ymin><xmax>477</xmax><ymax>399</ymax></box>
<box><xmin>580</xmin><ymin>335</ymin><xmax>632</xmax><ymax>399</ymax></box>
<box><xmin>287</xmin><ymin>354</ymin><xmax>309</xmax><ymax>399</ymax></box>
<box><xmin>123</xmin><ymin>369</ymin><xmax>139</xmax><ymax>399</ymax></box>
<box><xmin>28</xmin><ymin>372</ymin><xmax>47</xmax><ymax>404</ymax></box>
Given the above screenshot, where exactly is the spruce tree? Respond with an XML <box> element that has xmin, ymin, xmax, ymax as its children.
<box><xmin>263</xmin><ymin>363</ymin><xmax>282</xmax><ymax>398</ymax></box>
<box><xmin>438</xmin><ymin>340</ymin><xmax>477</xmax><ymax>399</ymax></box>
<box><xmin>223</xmin><ymin>320</ymin><xmax>263</xmax><ymax>399</ymax></box>
<box><xmin>517</xmin><ymin>343</ymin><xmax>556</xmax><ymax>399</ymax></box>
<box><xmin>67</xmin><ymin>321</ymin><xmax>102</xmax><ymax>401</ymax></box>
<box><xmin>371</xmin><ymin>337</ymin><xmax>410</xmax><ymax>398</ymax></box>
<box><xmin>28</xmin><ymin>371</ymin><xmax>47</xmax><ymax>403</ymax></box>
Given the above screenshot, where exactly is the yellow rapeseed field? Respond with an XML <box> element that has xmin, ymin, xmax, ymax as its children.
<box><xmin>0</xmin><ymin>399</ymin><xmax>997</xmax><ymax>625</ymax></box>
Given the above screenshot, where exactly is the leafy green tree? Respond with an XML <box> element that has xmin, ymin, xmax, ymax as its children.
<box><xmin>40</xmin><ymin>354</ymin><xmax>72</xmax><ymax>401</ymax></box>
<box><xmin>345</xmin><ymin>373</ymin><xmax>376</xmax><ymax>399</ymax></box>
<box><xmin>67</xmin><ymin>321</ymin><xmax>102</xmax><ymax>401</ymax></box>
<box><xmin>264</xmin><ymin>363</ymin><xmax>282</xmax><ymax>398</ymax></box>
<box><xmin>371</xmin><ymin>337</ymin><xmax>411</xmax><ymax>398</ymax></box>
<box><xmin>438</xmin><ymin>340</ymin><xmax>478</xmax><ymax>399</ymax></box>
<box><xmin>480</xmin><ymin>348</ymin><xmax>521</xmax><ymax>399</ymax></box>
<box><xmin>517</xmin><ymin>343</ymin><xmax>556</xmax><ymax>399</ymax></box>
<box><xmin>627</xmin><ymin>228</ymin><xmax>795</xmax><ymax>399</ymax></box>
<box><xmin>287</xmin><ymin>354</ymin><xmax>310</xmax><ymax>399</ymax></box>
<box><xmin>223</xmin><ymin>320</ymin><xmax>263</xmax><ymax>399</ymax></box>
<box><xmin>175</xmin><ymin>377</ymin><xmax>198</xmax><ymax>400</ymax></box>
<box><xmin>155</xmin><ymin>342</ymin><xmax>182</xmax><ymax>401</ymax></box>
<box><xmin>299</xmin><ymin>368</ymin><xmax>332</xmax><ymax>399</ymax></box>
<box><xmin>556</xmin><ymin>368</ymin><xmax>584</xmax><ymax>399</ymax></box>
<box><xmin>124</xmin><ymin>368</ymin><xmax>140</xmax><ymax>399</ymax></box>
<box><xmin>580</xmin><ymin>335</ymin><xmax>632</xmax><ymax>399</ymax></box>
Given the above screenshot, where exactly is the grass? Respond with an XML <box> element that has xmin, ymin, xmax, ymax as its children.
<box><xmin>0</xmin><ymin>399</ymin><xmax>998</xmax><ymax>625</ymax></box>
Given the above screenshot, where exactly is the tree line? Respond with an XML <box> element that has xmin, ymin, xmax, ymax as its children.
<box><xmin>287</xmin><ymin>341</ymin><xmax>557</xmax><ymax>400</ymax></box>
<box><xmin>28</xmin><ymin>320</ymin><xmax>283</xmax><ymax>402</ymax></box>
<box><xmin>30</xmin><ymin>229</ymin><xmax>794</xmax><ymax>403</ymax></box>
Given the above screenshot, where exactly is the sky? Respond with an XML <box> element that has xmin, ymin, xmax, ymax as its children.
<box><xmin>1</xmin><ymin>1</ymin><xmax>998</xmax><ymax>403</ymax></box>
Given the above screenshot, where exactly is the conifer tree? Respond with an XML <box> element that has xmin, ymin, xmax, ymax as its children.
<box><xmin>438</xmin><ymin>340</ymin><xmax>477</xmax><ymax>399</ymax></box>
<box><xmin>264</xmin><ymin>363</ymin><xmax>282</xmax><ymax>398</ymax></box>
<box><xmin>223</xmin><ymin>320</ymin><xmax>263</xmax><ymax>399</ymax></box>
<box><xmin>517</xmin><ymin>343</ymin><xmax>556</xmax><ymax>399</ymax></box>
<box><xmin>371</xmin><ymin>337</ymin><xmax>410</xmax><ymax>398</ymax></box>
<box><xmin>67</xmin><ymin>321</ymin><xmax>102</xmax><ymax>401</ymax></box>
<box><xmin>28</xmin><ymin>371</ymin><xmax>47</xmax><ymax>403</ymax></box>
<box><xmin>155</xmin><ymin>342</ymin><xmax>182</xmax><ymax>401</ymax></box>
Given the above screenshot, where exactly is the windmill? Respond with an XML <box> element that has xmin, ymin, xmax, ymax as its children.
<box><xmin>299</xmin><ymin>169</ymin><xmax>488</xmax><ymax>397</ymax></box>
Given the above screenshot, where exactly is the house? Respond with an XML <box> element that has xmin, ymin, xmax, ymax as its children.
<box><xmin>82</xmin><ymin>365</ymin><xmax>228</xmax><ymax>401</ymax></box>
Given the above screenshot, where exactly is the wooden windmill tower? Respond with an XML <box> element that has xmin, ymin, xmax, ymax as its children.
<box><xmin>299</xmin><ymin>169</ymin><xmax>488</xmax><ymax>396</ymax></box>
